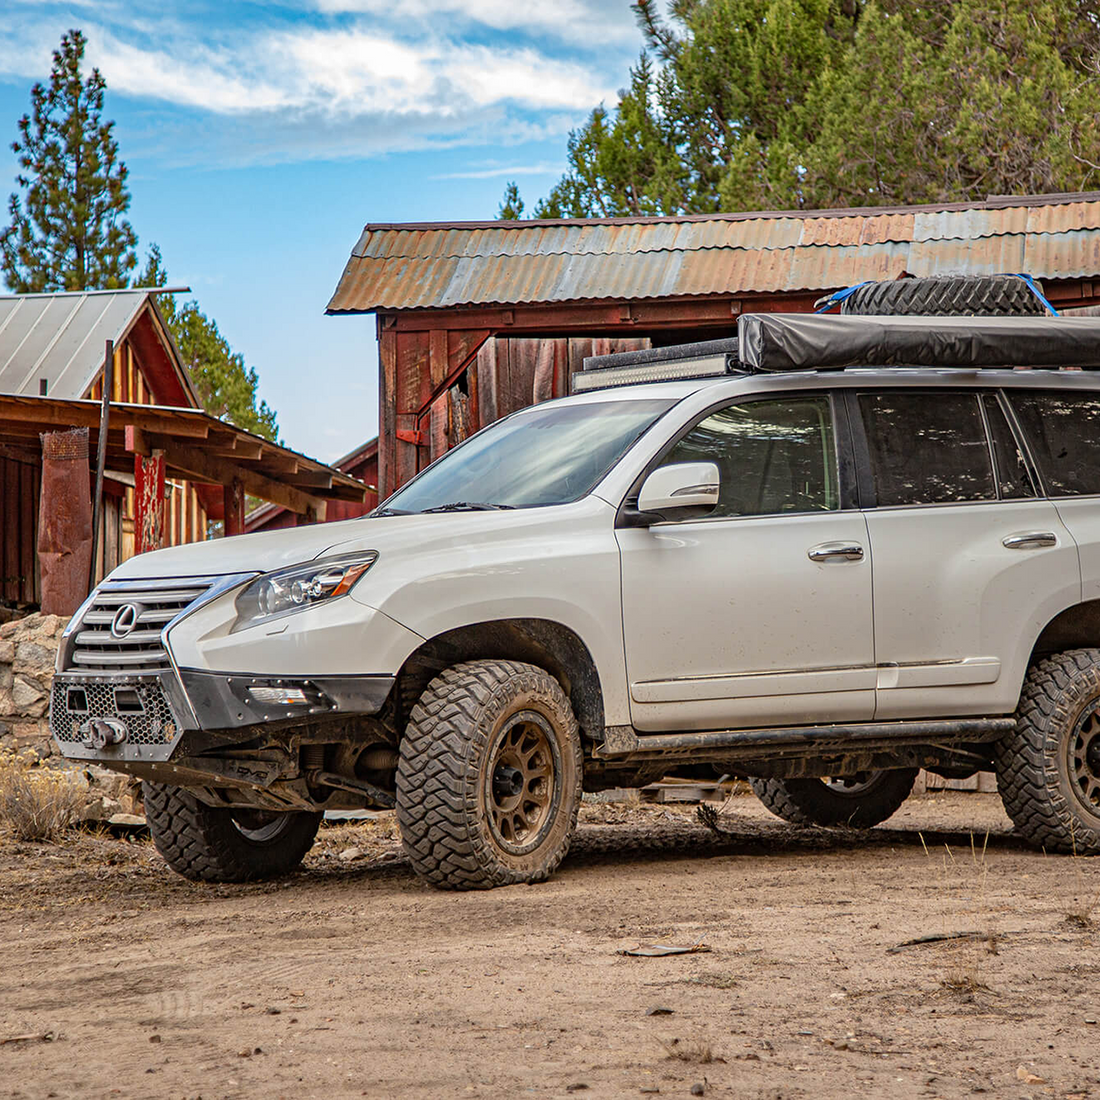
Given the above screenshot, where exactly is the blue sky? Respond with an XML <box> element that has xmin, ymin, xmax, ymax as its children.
<box><xmin>0</xmin><ymin>1</ymin><xmax>642</xmax><ymax>462</ymax></box>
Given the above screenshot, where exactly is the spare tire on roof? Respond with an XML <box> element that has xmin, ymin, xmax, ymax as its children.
<box><xmin>840</xmin><ymin>274</ymin><xmax>1048</xmax><ymax>317</ymax></box>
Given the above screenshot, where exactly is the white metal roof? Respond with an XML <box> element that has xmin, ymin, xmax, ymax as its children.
<box><xmin>0</xmin><ymin>289</ymin><xmax>156</xmax><ymax>398</ymax></box>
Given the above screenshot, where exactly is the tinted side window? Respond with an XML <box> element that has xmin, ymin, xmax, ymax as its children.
<box><xmin>982</xmin><ymin>394</ymin><xmax>1035</xmax><ymax>499</ymax></box>
<box><xmin>662</xmin><ymin>396</ymin><xmax>838</xmax><ymax>517</ymax></box>
<box><xmin>859</xmin><ymin>392</ymin><xmax>995</xmax><ymax>506</ymax></box>
<box><xmin>1009</xmin><ymin>392</ymin><xmax>1100</xmax><ymax>496</ymax></box>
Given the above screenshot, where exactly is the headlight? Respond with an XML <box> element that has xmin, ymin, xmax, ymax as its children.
<box><xmin>232</xmin><ymin>552</ymin><xmax>378</xmax><ymax>632</ymax></box>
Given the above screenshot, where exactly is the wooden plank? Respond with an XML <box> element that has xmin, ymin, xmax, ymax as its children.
<box><xmin>223</xmin><ymin>477</ymin><xmax>245</xmax><ymax>537</ymax></box>
<box><xmin>3</xmin><ymin>457</ymin><xmax>19</xmax><ymax>602</ymax></box>
<box><xmin>19</xmin><ymin>461</ymin><xmax>35</xmax><ymax>604</ymax></box>
<box><xmin>505</xmin><ymin>338</ymin><xmax>539</xmax><ymax>415</ymax></box>
<box><xmin>429</xmin><ymin>394</ymin><xmax>448</xmax><ymax>463</ymax></box>
<box><xmin>134</xmin><ymin>451</ymin><xmax>165</xmax><ymax>554</ymax></box>
<box><xmin>379</xmin><ymin>329</ymin><xmax>398</xmax><ymax>500</ymax></box>
<box><xmin>475</xmin><ymin>339</ymin><xmax>498</xmax><ymax>427</ymax></box>
<box><xmin>429</xmin><ymin>329</ymin><xmax>448</xmax><ymax>389</ymax></box>
<box><xmin>103</xmin><ymin>496</ymin><xmax>120</xmax><ymax>575</ymax></box>
<box><xmin>533</xmin><ymin>339</ymin><xmax>555</xmax><ymax>404</ymax></box>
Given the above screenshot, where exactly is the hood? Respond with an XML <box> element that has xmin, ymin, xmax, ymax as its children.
<box><xmin>106</xmin><ymin>499</ymin><xmax>611</xmax><ymax>581</ymax></box>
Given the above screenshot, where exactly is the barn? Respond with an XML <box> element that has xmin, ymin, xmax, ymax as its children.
<box><xmin>326</xmin><ymin>190</ymin><xmax>1100</xmax><ymax>500</ymax></box>
<box><xmin>0</xmin><ymin>288</ymin><xmax>365</xmax><ymax>612</ymax></box>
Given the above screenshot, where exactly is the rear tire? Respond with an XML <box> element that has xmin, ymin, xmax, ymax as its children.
<box><xmin>750</xmin><ymin>769</ymin><xmax>918</xmax><ymax>828</ymax></box>
<box><xmin>396</xmin><ymin>659</ymin><xmax>582</xmax><ymax>890</ymax></box>
<box><xmin>995</xmin><ymin>649</ymin><xmax>1100</xmax><ymax>854</ymax></box>
<box><xmin>841</xmin><ymin>274</ymin><xmax>1046</xmax><ymax>317</ymax></box>
<box><xmin>143</xmin><ymin>782</ymin><xmax>322</xmax><ymax>882</ymax></box>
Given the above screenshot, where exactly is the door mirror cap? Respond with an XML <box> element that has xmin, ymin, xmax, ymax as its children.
<box><xmin>637</xmin><ymin>462</ymin><xmax>720</xmax><ymax>522</ymax></box>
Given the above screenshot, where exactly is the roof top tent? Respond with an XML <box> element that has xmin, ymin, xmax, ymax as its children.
<box><xmin>326</xmin><ymin>191</ymin><xmax>1100</xmax><ymax>499</ymax></box>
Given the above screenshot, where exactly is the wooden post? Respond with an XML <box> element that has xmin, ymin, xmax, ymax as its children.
<box><xmin>223</xmin><ymin>476</ymin><xmax>245</xmax><ymax>537</ymax></box>
<box><xmin>88</xmin><ymin>339</ymin><xmax>113</xmax><ymax>589</ymax></box>
<box><xmin>133</xmin><ymin>450</ymin><xmax>166</xmax><ymax>554</ymax></box>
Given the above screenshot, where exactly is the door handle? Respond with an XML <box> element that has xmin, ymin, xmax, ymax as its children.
<box><xmin>1002</xmin><ymin>532</ymin><xmax>1058</xmax><ymax>550</ymax></box>
<box><xmin>807</xmin><ymin>542</ymin><xmax>864</xmax><ymax>562</ymax></box>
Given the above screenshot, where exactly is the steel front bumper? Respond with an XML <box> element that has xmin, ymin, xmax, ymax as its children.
<box><xmin>50</xmin><ymin>669</ymin><xmax>395</xmax><ymax>764</ymax></box>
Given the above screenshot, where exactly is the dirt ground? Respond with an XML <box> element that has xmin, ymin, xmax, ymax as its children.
<box><xmin>2</xmin><ymin>789</ymin><xmax>1099</xmax><ymax>1100</ymax></box>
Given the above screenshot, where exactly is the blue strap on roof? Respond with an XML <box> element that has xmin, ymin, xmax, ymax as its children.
<box><xmin>1010</xmin><ymin>273</ymin><xmax>1060</xmax><ymax>315</ymax></box>
<box><xmin>814</xmin><ymin>282</ymin><xmax>871</xmax><ymax>313</ymax></box>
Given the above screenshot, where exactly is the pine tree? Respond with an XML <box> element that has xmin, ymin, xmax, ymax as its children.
<box><xmin>1</xmin><ymin>29</ymin><xmax>137</xmax><ymax>292</ymax></box>
<box><xmin>137</xmin><ymin>246</ymin><xmax>279</xmax><ymax>442</ymax></box>
<box><xmin>526</xmin><ymin>0</ymin><xmax>1100</xmax><ymax>216</ymax></box>
<box><xmin>497</xmin><ymin>181</ymin><xmax>525</xmax><ymax>219</ymax></box>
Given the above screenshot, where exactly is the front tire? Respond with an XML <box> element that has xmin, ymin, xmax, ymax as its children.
<box><xmin>143</xmin><ymin>782</ymin><xmax>322</xmax><ymax>882</ymax></box>
<box><xmin>749</xmin><ymin>769</ymin><xmax>918</xmax><ymax>828</ymax></box>
<box><xmin>396</xmin><ymin>659</ymin><xmax>583</xmax><ymax>890</ymax></box>
<box><xmin>996</xmin><ymin>649</ymin><xmax>1100</xmax><ymax>854</ymax></box>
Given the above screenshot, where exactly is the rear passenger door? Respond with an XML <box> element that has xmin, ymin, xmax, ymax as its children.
<box><xmin>1007</xmin><ymin>390</ymin><xmax>1100</xmax><ymax>602</ymax></box>
<box><xmin>849</xmin><ymin>388</ymin><xmax>1079</xmax><ymax>720</ymax></box>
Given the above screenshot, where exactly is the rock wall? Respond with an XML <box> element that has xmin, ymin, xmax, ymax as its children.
<box><xmin>0</xmin><ymin>613</ymin><xmax>67</xmax><ymax>760</ymax></box>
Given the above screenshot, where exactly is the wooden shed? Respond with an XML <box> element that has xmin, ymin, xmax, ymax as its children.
<box><xmin>327</xmin><ymin>191</ymin><xmax>1100</xmax><ymax>499</ymax></box>
<box><xmin>0</xmin><ymin>289</ymin><xmax>365</xmax><ymax>611</ymax></box>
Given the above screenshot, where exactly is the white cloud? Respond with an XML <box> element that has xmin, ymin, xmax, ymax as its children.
<box><xmin>309</xmin><ymin>0</ymin><xmax>639</xmax><ymax>45</ymax></box>
<box><xmin>0</xmin><ymin>3</ymin><xmax>635</xmax><ymax>164</ymax></box>
<box><xmin>433</xmin><ymin>161</ymin><xmax>560</xmax><ymax>179</ymax></box>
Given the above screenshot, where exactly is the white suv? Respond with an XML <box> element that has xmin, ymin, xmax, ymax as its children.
<box><xmin>51</xmin><ymin>311</ymin><xmax>1100</xmax><ymax>889</ymax></box>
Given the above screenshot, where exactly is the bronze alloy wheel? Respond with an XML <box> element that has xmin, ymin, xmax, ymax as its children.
<box><xmin>1067</xmin><ymin>701</ymin><xmax>1100</xmax><ymax>825</ymax></box>
<box><xmin>484</xmin><ymin>710</ymin><xmax>561</xmax><ymax>857</ymax></box>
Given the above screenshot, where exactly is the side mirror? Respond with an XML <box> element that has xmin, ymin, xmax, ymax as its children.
<box><xmin>636</xmin><ymin>462</ymin><xmax>720</xmax><ymax>523</ymax></box>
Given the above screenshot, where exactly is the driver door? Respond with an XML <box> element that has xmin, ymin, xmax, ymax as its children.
<box><xmin>616</xmin><ymin>393</ymin><xmax>876</xmax><ymax>732</ymax></box>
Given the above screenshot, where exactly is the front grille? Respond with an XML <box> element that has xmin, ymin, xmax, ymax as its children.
<box><xmin>51</xmin><ymin>677</ymin><xmax>179</xmax><ymax>747</ymax></box>
<box><xmin>66</xmin><ymin>580</ymin><xmax>212</xmax><ymax>673</ymax></box>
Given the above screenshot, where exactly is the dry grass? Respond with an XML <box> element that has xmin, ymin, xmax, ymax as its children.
<box><xmin>660</xmin><ymin>1037</ymin><xmax>716</xmax><ymax>1064</ymax></box>
<box><xmin>0</xmin><ymin>748</ymin><xmax>85</xmax><ymax>841</ymax></box>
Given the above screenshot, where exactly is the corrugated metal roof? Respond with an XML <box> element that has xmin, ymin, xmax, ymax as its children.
<box><xmin>328</xmin><ymin>192</ymin><xmax>1100</xmax><ymax>314</ymax></box>
<box><xmin>0</xmin><ymin>289</ymin><xmax>151</xmax><ymax>398</ymax></box>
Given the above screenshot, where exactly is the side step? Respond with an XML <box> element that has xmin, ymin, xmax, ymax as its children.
<box><xmin>595</xmin><ymin>717</ymin><xmax>1015</xmax><ymax>759</ymax></box>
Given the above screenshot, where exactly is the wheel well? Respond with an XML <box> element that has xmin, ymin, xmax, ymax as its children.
<box><xmin>395</xmin><ymin>619</ymin><xmax>604</xmax><ymax>743</ymax></box>
<box><xmin>1031</xmin><ymin>600</ymin><xmax>1100</xmax><ymax>663</ymax></box>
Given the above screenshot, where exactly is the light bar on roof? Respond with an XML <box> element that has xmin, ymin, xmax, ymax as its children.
<box><xmin>571</xmin><ymin>353</ymin><xmax>737</xmax><ymax>393</ymax></box>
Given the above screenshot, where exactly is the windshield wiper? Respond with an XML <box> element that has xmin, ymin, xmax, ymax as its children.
<box><xmin>371</xmin><ymin>506</ymin><xmax>413</xmax><ymax>517</ymax></box>
<box><xmin>418</xmin><ymin>501</ymin><xmax>516</xmax><ymax>513</ymax></box>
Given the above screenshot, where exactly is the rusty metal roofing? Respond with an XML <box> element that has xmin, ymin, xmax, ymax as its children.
<box><xmin>0</xmin><ymin>289</ymin><xmax>197</xmax><ymax>403</ymax></box>
<box><xmin>327</xmin><ymin>191</ymin><xmax>1100</xmax><ymax>314</ymax></box>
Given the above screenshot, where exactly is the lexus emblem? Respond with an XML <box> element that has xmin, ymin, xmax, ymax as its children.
<box><xmin>110</xmin><ymin>604</ymin><xmax>141</xmax><ymax>638</ymax></box>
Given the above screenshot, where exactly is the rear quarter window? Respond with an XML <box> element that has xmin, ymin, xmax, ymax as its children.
<box><xmin>1009</xmin><ymin>391</ymin><xmax>1100</xmax><ymax>497</ymax></box>
<box><xmin>858</xmin><ymin>391</ymin><xmax>996</xmax><ymax>506</ymax></box>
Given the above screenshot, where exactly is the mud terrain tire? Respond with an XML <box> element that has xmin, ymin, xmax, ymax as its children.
<box><xmin>143</xmin><ymin>782</ymin><xmax>322</xmax><ymax>882</ymax></box>
<box><xmin>396</xmin><ymin>659</ymin><xmax>583</xmax><ymax>890</ymax></box>
<box><xmin>996</xmin><ymin>649</ymin><xmax>1100</xmax><ymax>854</ymax></box>
<box><xmin>841</xmin><ymin>274</ymin><xmax>1047</xmax><ymax>317</ymax></box>
<box><xmin>749</xmin><ymin>769</ymin><xmax>919</xmax><ymax>828</ymax></box>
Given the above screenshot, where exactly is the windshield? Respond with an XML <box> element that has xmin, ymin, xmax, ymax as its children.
<box><xmin>378</xmin><ymin>398</ymin><xmax>675</xmax><ymax>514</ymax></box>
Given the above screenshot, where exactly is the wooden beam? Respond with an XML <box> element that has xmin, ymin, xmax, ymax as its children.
<box><xmin>124</xmin><ymin>424</ymin><xmax>150</xmax><ymax>455</ymax></box>
<box><xmin>381</xmin><ymin>292</ymin><xmax>823</xmax><ymax>333</ymax></box>
<box><xmin>146</xmin><ymin>434</ymin><xmax>324</xmax><ymax>515</ymax></box>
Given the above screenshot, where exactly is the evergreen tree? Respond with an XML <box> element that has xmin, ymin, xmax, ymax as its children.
<box><xmin>137</xmin><ymin>246</ymin><xmax>279</xmax><ymax>442</ymax></box>
<box><xmin>1</xmin><ymin>29</ymin><xmax>136</xmax><ymax>291</ymax></box>
<box><xmin>522</xmin><ymin>0</ymin><xmax>1100</xmax><ymax>217</ymax></box>
<box><xmin>497</xmin><ymin>181</ymin><xmax>525</xmax><ymax>219</ymax></box>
